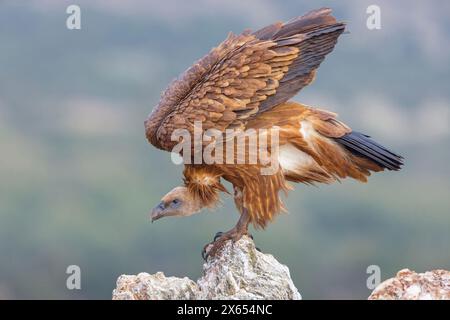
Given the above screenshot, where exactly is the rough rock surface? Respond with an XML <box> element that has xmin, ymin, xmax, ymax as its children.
<box><xmin>369</xmin><ymin>268</ymin><xmax>450</xmax><ymax>300</ymax></box>
<box><xmin>112</xmin><ymin>235</ymin><xmax>301</xmax><ymax>300</ymax></box>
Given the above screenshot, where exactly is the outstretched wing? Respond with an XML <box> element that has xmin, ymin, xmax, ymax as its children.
<box><xmin>145</xmin><ymin>8</ymin><xmax>345</xmax><ymax>152</ymax></box>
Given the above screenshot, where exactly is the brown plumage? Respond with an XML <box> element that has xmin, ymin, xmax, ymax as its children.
<box><xmin>145</xmin><ymin>8</ymin><xmax>403</xmax><ymax>258</ymax></box>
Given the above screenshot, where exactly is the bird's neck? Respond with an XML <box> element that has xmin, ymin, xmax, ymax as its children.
<box><xmin>183</xmin><ymin>165</ymin><xmax>229</xmax><ymax>208</ymax></box>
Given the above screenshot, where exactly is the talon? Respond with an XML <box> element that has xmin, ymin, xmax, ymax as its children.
<box><xmin>202</xmin><ymin>232</ymin><xmax>235</xmax><ymax>260</ymax></box>
<box><xmin>202</xmin><ymin>231</ymin><xmax>227</xmax><ymax>261</ymax></box>
<box><xmin>207</xmin><ymin>238</ymin><xmax>228</xmax><ymax>258</ymax></box>
<box><xmin>202</xmin><ymin>242</ymin><xmax>213</xmax><ymax>262</ymax></box>
<box><xmin>202</xmin><ymin>209</ymin><xmax>250</xmax><ymax>261</ymax></box>
<box><xmin>213</xmin><ymin>231</ymin><xmax>223</xmax><ymax>242</ymax></box>
<box><xmin>201</xmin><ymin>247</ymin><xmax>207</xmax><ymax>261</ymax></box>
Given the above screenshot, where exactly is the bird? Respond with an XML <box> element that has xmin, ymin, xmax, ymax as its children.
<box><xmin>144</xmin><ymin>8</ymin><xmax>403</xmax><ymax>259</ymax></box>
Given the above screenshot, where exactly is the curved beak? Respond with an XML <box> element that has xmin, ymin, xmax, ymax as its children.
<box><xmin>150</xmin><ymin>202</ymin><xmax>165</xmax><ymax>223</ymax></box>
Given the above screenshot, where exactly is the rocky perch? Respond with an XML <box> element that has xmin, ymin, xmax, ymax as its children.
<box><xmin>112</xmin><ymin>236</ymin><xmax>449</xmax><ymax>300</ymax></box>
<box><xmin>369</xmin><ymin>268</ymin><xmax>450</xmax><ymax>300</ymax></box>
<box><xmin>112</xmin><ymin>235</ymin><xmax>301</xmax><ymax>300</ymax></box>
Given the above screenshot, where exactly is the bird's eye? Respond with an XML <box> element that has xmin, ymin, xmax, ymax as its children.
<box><xmin>171</xmin><ymin>199</ymin><xmax>180</xmax><ymax>205</ymax></box>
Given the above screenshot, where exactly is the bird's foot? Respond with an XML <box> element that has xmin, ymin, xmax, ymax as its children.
<box><xmin>213</xmin><ymin>231</ymin><xmax>253</xmax><ymax>242</ymax></box>
<box><xmin>202</xmin><ymin>230</ymin><xmax>260</xmax><ymax>261</ymax></box>
<box><xmin>202</xmin><ymin>228</ymin><xmax>247</xmax><ymax>261</ymax></box>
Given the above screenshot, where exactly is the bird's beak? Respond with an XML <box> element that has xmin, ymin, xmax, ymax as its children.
<box><xmin>150</xmin><ymin>202</ymin><xmax>165</xmax><ymax>223</ymax></box>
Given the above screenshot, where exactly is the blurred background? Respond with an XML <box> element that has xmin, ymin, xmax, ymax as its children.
<box><xmin>0</xmin><ymin>0</ymin><xmax>449</xmax><ymax>299</ymax></box>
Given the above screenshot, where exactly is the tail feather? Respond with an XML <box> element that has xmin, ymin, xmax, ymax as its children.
<box><xmin>335</xmin><ymin>131</ymin><xmax>403</xmax><ymax>171</ymax></box>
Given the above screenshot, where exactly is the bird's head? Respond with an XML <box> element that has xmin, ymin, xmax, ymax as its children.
<box><xmin>150</xmin><ymin>186</ymin><xmax>204</xmax><ymax>222</ymax></box>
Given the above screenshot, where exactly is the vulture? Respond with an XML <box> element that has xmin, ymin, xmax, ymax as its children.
<box><xmin>145</xmin><ymin>8</ymin><xmax>403</xmax><ymax>258</ymax></box>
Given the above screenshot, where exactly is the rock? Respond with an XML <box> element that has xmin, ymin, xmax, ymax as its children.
<box><xmin>369</xmin><ymin>268</ymin><xmax>450</xmax><ymax>300</ymax></box>
<box><xmin>112</xmin><ymin>235</ymin><xmax>301</xmax><ymax>300</ymax></box>
<box><xmin>113</xmin><ymin>272</ymin><xmax>198</xmax><ymax>300</ymax></box>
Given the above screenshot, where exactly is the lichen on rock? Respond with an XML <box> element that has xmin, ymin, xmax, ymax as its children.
<box><xmin>112</xmin><ymin>235</ymin><xmax>301</xmax><ymax>300</ymax></box>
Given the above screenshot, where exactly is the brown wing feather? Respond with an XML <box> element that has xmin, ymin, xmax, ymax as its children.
<box><xmin>256</xmin><ymin>8</ymin><xmax>345</xmax><ymax>112</ymax></box>
<box><xmin>145</xmin><ymin>32</ymin><xmax>291</xmax><ymax>151</ymax></box>
<box><xmin>145</xmin><ymin>8</ymin><xmax>345</xmax><ymax>153</ymax></box>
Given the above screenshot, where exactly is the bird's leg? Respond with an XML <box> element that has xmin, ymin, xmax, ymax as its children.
<box><xmin>202</xmin><ymin>208</ymin><xmax>251</xmax><ymax>260</ymax></box>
